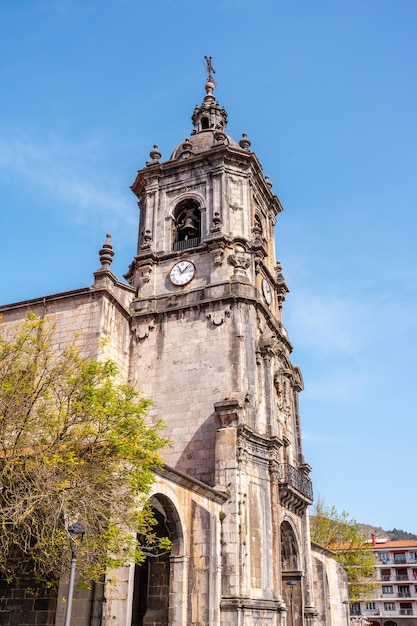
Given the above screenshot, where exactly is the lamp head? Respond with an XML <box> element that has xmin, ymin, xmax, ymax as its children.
<box><xmin>68</xmin><ymin>522</ymin><xmax>86</xmax><ymax>539</ymax></box>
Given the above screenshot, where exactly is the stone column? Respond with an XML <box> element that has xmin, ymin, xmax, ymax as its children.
<box><xmin>301</xmin><ymin>514</ymin><xmax>318</xmax><ymax>626</ymax></box>
<box><xmin>169</xmin><ymin>555</ymin><xmax>189</xmax><ymax>625</ymax></box>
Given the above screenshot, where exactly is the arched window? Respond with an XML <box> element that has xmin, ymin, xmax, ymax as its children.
<box><xmin>173</xmin><ymin>198</ymin><xmax>201</xmax><ymax>251</ymax></box>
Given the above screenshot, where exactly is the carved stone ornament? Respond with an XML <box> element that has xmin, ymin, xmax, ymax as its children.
<box><xmin>140</xmin><ymin>229</ymin><xmax>153</xmax><ymax>250</ymax></box>
<box><xmin>228</xmin><ymin>245</ymin><xmax>251</xmax><ymax>277</ymax></box>
<box><xmin>146</xmin><ymin>145</ymin><xmax>162</xmax><ymax>165</ymax></box>
<box><xmin>133</xmin><ymin>318</ymin><xmax>156</xmax><ymax>341</ymax></box>
<box><xmin>138</xmin><ymin>262</ymin><xmax>153</xmax><ymax>284</ymax></box>
<box><xmin>211</xmin><ymin>211</ymin><xmax>222</xmax><ymax>233</ymax></box>
<box><xmin>206</xmin><ymin>303</ymin><xmax>231</xmax><ymax>326</ymax></box>
<box><xmin>254</xmin><ymin>252</ymin><xmax>264</xmax><ymax>274</ymax></box>
<box><xmin>256</xmin><ymin>311</ymin><xmax>267</xmax><ymax>335</ymax></box>
<box><xmin>274</xmin><ymin>369</ymin><xmax>293</xmax><ymax>425</ymax></box>
<box><xmin>210</xmin><ymin>246</ymin><xmax>224</xmax><ymax>266</ymax></box>
<box><xmin>98</xmin><ymin>233</ymin><xmax>114</xmax><ymax>270</ymax></box>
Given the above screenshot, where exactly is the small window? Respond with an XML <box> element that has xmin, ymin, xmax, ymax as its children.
<box><xmin>201</xmin><ymin>117</ymin><xmax>210</xmax><ymax>130</ymax></box>
<box><xmin>382</xmin><ymin>586</ymin><xmax>393</xmax><ymax>594</ymax></box>
<box><xmin>351</xmin><ymin>602</ymin><xmax>361</xmax><ymax>615</ymax></box>
<box><xmin>378</xmin><ymin>552</ymin><xmax>389</xmax><ymax>562</ymax></box>
<box><xmin>384</xmin><ymin>603</ymin><xmax>395</xmax><ymax>611</ymax></box>
<box><xmin>365</xmin><ymin>602</ymin><xmax>376</xmax><ymax>610</ymax></box>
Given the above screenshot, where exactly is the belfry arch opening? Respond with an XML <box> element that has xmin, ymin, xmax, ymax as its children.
<box><xmin>172</xmin><ymin>198</ymin><xmax>201</xmax><ymax>251</ymax></box>
<box><xmin>131</xmin><ymin>495</ymin><xmax>183</xmax><ymax>626</ymax></box>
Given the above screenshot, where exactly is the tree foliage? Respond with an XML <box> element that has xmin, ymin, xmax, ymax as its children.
<box><xmin>310</xmin><ymin>500</ymin><xmax>378</xmax><ymax>601</ymax></box>
<box><xmin>0</xmin><ymin>314</ymin><xmax>169</xmax><ymax>586</ymax></box>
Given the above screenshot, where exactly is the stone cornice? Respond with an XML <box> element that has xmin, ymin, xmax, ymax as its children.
<box><xmin>154</xmin><ymin>464</ymin><xmax>228</xmax><ymax>504</ymax></box>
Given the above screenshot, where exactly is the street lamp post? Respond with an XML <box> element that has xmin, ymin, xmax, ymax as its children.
<box><xmin>286</xmin><ymin>580</ymin><xmax>297</xmax><ymax>626</ymax></box>
<box><xmin>64</xmin><ymin>522</ymin><xmax>85</xmax><ymax>626</ymax></box>
<box><xmin>343</xmin><ymin>600</ymin><xmax>350</xmax><ymax>626</ymax></box>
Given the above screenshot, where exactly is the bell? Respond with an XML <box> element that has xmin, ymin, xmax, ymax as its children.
<box><xmin>180</xmin><ymin>209</ymin><xmax>197</xmax><ymax>236</ymax></box>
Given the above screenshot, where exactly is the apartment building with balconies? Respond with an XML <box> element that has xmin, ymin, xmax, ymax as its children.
<box><xmin>350</xmin><ymin>538</ymin><xmax>417</xmax><ymax>626</ymax></box>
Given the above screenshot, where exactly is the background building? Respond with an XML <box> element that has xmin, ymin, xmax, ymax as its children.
<box><xmin>350</xmin><ymin>537</ymin><xmax>417</xmax><ymax>626</ymax></box>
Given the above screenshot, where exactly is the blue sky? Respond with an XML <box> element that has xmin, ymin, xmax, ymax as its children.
<box><xmin>1</xmin><ymin>0</ymin><xmax>417</xmax><ymax>534</ymax></box>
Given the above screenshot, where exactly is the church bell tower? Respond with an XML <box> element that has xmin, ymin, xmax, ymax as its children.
<box><xmin>124</xmin><ymin>59</ymin><xmax>317</xmax><ymax>626</ymax></box>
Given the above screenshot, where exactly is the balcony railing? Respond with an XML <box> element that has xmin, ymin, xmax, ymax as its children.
<box><xmin>278</xmin><ymin>463</ymin><xmax>313</xmax><ymax>501</ymax></box>
<box><xmin>396</xmin><ymin>575</ymin><xmax>409</xmax><ymax>581</ymax></box>
<box><xmin>173</xmin><ymin>237</ymin><xmax>201</xmax><ymax>251</ymax></box>
<box><xmin>400</xmin><ymin>609</ymin><xmax>413</xmax><ymax>616</ymax></box>
<box><xmin>381</xmin><ymin>575</ymin><xmax>391</xmax><ymax>581</ymax></box>
<box><xmin>398</xmin><ymin>592</ymin><xmax>411</xmax><ymax>598</ymax></box>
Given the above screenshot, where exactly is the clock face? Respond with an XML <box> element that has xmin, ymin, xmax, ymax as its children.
<box><xmin>169</xmin><ymin>260</ymin><xmax>195</xmax><ymax>286</ymax></box>
<box><xmin>262</xmin><ymin>278</ymin><xmax>272</xmax><ymax>305</ymax></box>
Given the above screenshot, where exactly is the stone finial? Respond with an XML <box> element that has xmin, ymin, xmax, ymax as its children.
<box><xmin>204</xmin><ymin>55</ymin><xmax>217</xmax><ymax>95</ymax></box>
<box><xmin>99</xmin><ymin>233</ymin><xmax>114</xmax><ymax>270</ymax></box>
<box><xmin>191</xmin><ymin>57</ymin><xmax>227</xmax><ymax>133</ymax></box>
<box><xmin>147</xmin><ymin>145</ymin><xmax>162</xmax><ymax>165</ymax></box>
<box><xmin>239</xmin><ymin>133</ymin><xmax>251</xmax><ymax>150</ymax></box>
<box><xmin>265</xmin><ymin>175</ymin><xmax>273</xmax><ymax>189</ymax></box>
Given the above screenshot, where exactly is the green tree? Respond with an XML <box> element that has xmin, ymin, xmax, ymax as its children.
<box><xmin>310</xmin><ymin>500</ymin><xmax>378</xmax><ymax>601</ymax></box>
<box><xmin>0</xmin><ymin>314</ymin><xmax>169</xmax><ymax>586</ymax></box>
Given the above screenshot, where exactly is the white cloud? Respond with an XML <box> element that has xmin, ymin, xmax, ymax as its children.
<box><xmin>0</xmin><ymin>132</ymin><xmax>135</xmax><ymax>230</ymax></box>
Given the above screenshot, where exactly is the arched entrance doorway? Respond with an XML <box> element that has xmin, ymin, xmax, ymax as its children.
<box><xmin>131</xmin><ymin>495</ymin><xmax>183</xmax><ymax>626</ymax></box>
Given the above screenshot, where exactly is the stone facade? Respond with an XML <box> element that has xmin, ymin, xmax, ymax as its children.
<box><xmin>310</xmin><ymin>542</ymin><xmax>349</xmax><ymax>625</ymax></box>
<box><xmin>0</xmin><ymin>66</ymin><xmax>346</xmax><ymax>625</ymax></box>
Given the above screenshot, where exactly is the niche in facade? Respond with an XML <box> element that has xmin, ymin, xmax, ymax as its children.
<box><xmin>281</xmin><ymin>521</ymin><xmax>299</xmax><ymax>571</ymax></box>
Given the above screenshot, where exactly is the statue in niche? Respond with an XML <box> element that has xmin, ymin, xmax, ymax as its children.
<box><xmin>274</xmin><ymin>369</ymin><xmax>292</xmax><ymax>434</ymax></box>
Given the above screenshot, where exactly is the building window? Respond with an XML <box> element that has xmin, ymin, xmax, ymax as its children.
<box><xmin>398</xmin><ymin>585</ymin><xmax>411</xmax><ymax>598</ymax></box>
<box><xmin>410</xmin><ymin>551</ymin><xmax>417</xmax><ymax>562</ymax></box>
<box><xmin>378</xmin><ymin>552</ymin><xmax>390</xmax><ymax>562</ymax></box>
<box><xmin>351</xmin><ymin>603</ymin><xmax>361</xmax><ymax>615</ymax></box>
<box><xmin>394</xmin><ymin>552</ymin><xmax>406</xmax><ymax>564</ymax></box>
<box><xmin>381</xmin><ymin>568</ymin><xmax>391</xmax><ymax>581</ymax></box>
<box><xmin>395</xmin><ymin>568</ymin><xmax>408</xmax><ymax>581</ymax></box>
<box><xmin>382</xmin><ymin>586</ymin><xmax>393</xmax><ymax>594</ymax></box>
<box><xmin>399</xmin><ymin>602</ymin><xmax>413</xmax><ymax>616</ymax></box>
<box><xmin>384</xmin><ymin>603</ymin><xmax>396</xmax><ymax>611</ymax></box>
<box><xmin>365</xmin><ymin>602</ymin><xmax>376</xmax><ymax>611</ymax></box>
